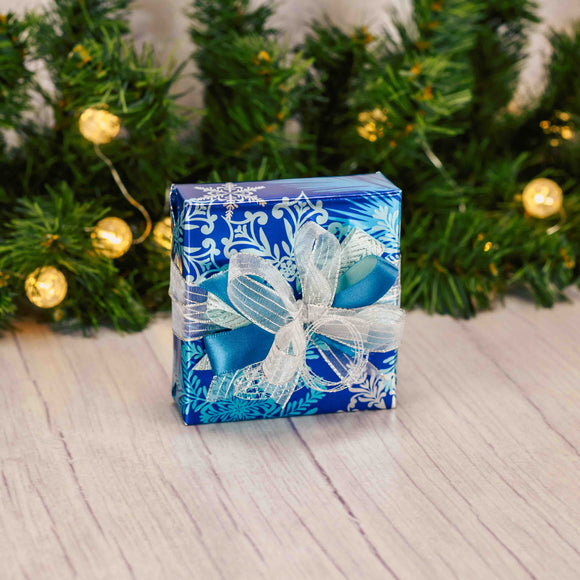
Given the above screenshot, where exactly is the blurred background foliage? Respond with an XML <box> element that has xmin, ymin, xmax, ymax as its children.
<box><xmin>0</xmin><ymin>0</ymin><xmax>578</xmax><ymax>331</ymax></box>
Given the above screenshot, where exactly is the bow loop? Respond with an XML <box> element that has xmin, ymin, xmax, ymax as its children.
<box><xmin>262</xmin><ymin>318</ymin><xmax>306</xmax><ymax>386</ymax></box>
<box><xmin>227</xmin><ymin>252</ymin><xmax>297</xmax><ymax>333</ymax></box>
<box><xmin>317</xmin><ymin>303</ymin><xmax>405</xmax><ymax>353</ymax></box>
<box><xmin>301</xmin><ymin>314</ymin><xmax>368</xmax><ymax>393</ymax></box>
<box><xmin>294</xmin><ymin>222</ymin><xmax>341</xmax><ymax>307</ymax></box>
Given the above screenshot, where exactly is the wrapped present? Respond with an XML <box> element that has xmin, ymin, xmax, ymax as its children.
<box><xmin>169</xmin><ymin>173</ymin><xmax>405</xmax><ymax>425</ymax></box>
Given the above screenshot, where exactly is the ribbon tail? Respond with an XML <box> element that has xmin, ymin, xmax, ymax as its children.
<box><xmin>206</xmin><ymin>371</ymin><xmax>239</xmax><ymax>403</ymax></box>
<box><xmin>206</xmin><ymin>367</ymin><xmax>297</xmax><ymax>405</ymax></box>
<box><xmin>275</xmin><ymin>382</ymin><xmax>297</xmax><ymax>408</ymax></box>
<box><xmin>192</xmin><ymin>355</ymin><xmax>212</xmax><ymax>371</ymax></box>
<box><xmin>234</xmin><ymin>363</ymin><xmax>300</xmax><ymax>408</ymax></box>
<box><xmin>223</xmin><ymin>320</ymin><xmax>305</xmax><ymax>407</ymax></box>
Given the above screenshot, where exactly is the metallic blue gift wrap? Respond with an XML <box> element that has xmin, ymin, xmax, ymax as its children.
<box><xmin>170</xmin><ymin>173</ymin><xmax>403</xmax><ymax>425</ymax></box>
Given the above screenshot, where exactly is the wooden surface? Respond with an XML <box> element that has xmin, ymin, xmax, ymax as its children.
<box><xmin>2</xmin><ymin>290</ymin><xmax>580</xmax><ymax>580</ymax></box>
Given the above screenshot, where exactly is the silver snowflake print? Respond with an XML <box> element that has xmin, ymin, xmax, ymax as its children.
<box><xmin>194</xmin><ymin>182</ymin><xmax>267</xmax><ymax>219</ymax></box>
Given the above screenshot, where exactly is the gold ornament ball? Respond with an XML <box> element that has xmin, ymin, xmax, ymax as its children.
<box><xmin>92</xmin><ymin>217</ymin><xmax>133</xmax><ymax>258</ymax></box>
<box><xmin>25</xmin><ymin>266</ymin><xmax>68</xmax><ymax>309</ymax></box>
<box><xmin>153</xmin><ymin>217</ymin><xmax>173</xmax><ymax>251</ymax></box>
<box><xmin>79</xmin><ymin>108</ymin><xmax>121</xmax><ymax>145</ymax></box>
<box><xmin>522</xmin><ymin>178</ymin><xmax>563</xmax><ymax>219</ymax></box>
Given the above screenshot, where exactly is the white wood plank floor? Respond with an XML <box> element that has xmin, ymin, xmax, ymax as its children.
<box><xmin>2</xmin><ymin>290</ymin><xmax>580</xmax><ymax>579</ymax></box>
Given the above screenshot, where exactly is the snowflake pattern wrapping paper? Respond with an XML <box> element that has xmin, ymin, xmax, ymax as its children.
<box><xmin>170</xmin><ymin>173</ymin><xmax>403</xmax><ymax>425</ymax></box>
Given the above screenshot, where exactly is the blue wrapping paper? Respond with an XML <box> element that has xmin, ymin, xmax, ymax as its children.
<box><xmin>170</xmin><ymin>173</ymin><xmax>402</xmax><ymax>425</ymax></box>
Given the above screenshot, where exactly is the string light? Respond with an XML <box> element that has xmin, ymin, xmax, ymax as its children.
<box><xmin>79</xmin><ymin>107</ymin><xmax>152</xmax><ymax>244</ymax></box>
<box><xmin>522</xmin><ymin>178</ymin><xmax>563</xmax><ymax>219</ymax></box>
<box><xmin>91</xmin><ymin>217</ymin><xmax>133</xmax><ymax>258</ymax></box>
<box><xmin>79</xmin><ymin>108</ymin><xmax>120</xmax><ymax>145</ymax></box>
<box><xmin>152</xmin><ymin>217</ymin><xmax>172</xmax><ymax>252</ymax></box>
<box><xmin>25</xmin><ymin>266</ymin><xmax>68</xmax><ymax>308</ymax></box>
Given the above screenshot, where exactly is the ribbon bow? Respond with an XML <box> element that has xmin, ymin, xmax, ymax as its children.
<box><xmin>171</xmin><ymin>222</ymin><xmax>405</xmax><ymax>407</ymax></box>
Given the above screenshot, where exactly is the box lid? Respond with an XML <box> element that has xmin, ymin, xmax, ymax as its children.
<box><xmin>172</xmin><ymin>172</ymin><xmax>401</xmax><ymax>206</ymax></box>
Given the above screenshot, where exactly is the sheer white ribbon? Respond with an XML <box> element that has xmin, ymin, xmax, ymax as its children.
<box><xmin>204</xmin><ymin>222</ymin><xmax>405</xmax><ymax>407</ymax></box>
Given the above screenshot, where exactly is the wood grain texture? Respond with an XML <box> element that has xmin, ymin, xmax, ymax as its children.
<box><xmin>2</xmin><ymin>290</ymin><xmax>580</xmax><ymax>580</ymax></box>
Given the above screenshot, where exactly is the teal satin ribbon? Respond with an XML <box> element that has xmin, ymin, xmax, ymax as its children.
<box><xmin>200</xmin><ymin>255</ymin><xmax>397</xmax><ymax>376</ymax></box>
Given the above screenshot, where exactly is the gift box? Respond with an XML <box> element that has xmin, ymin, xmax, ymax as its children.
<box><xmin>169</xmin><ymin>173</ymin><xmax>405</xmax><ymax>425</ymax></box>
